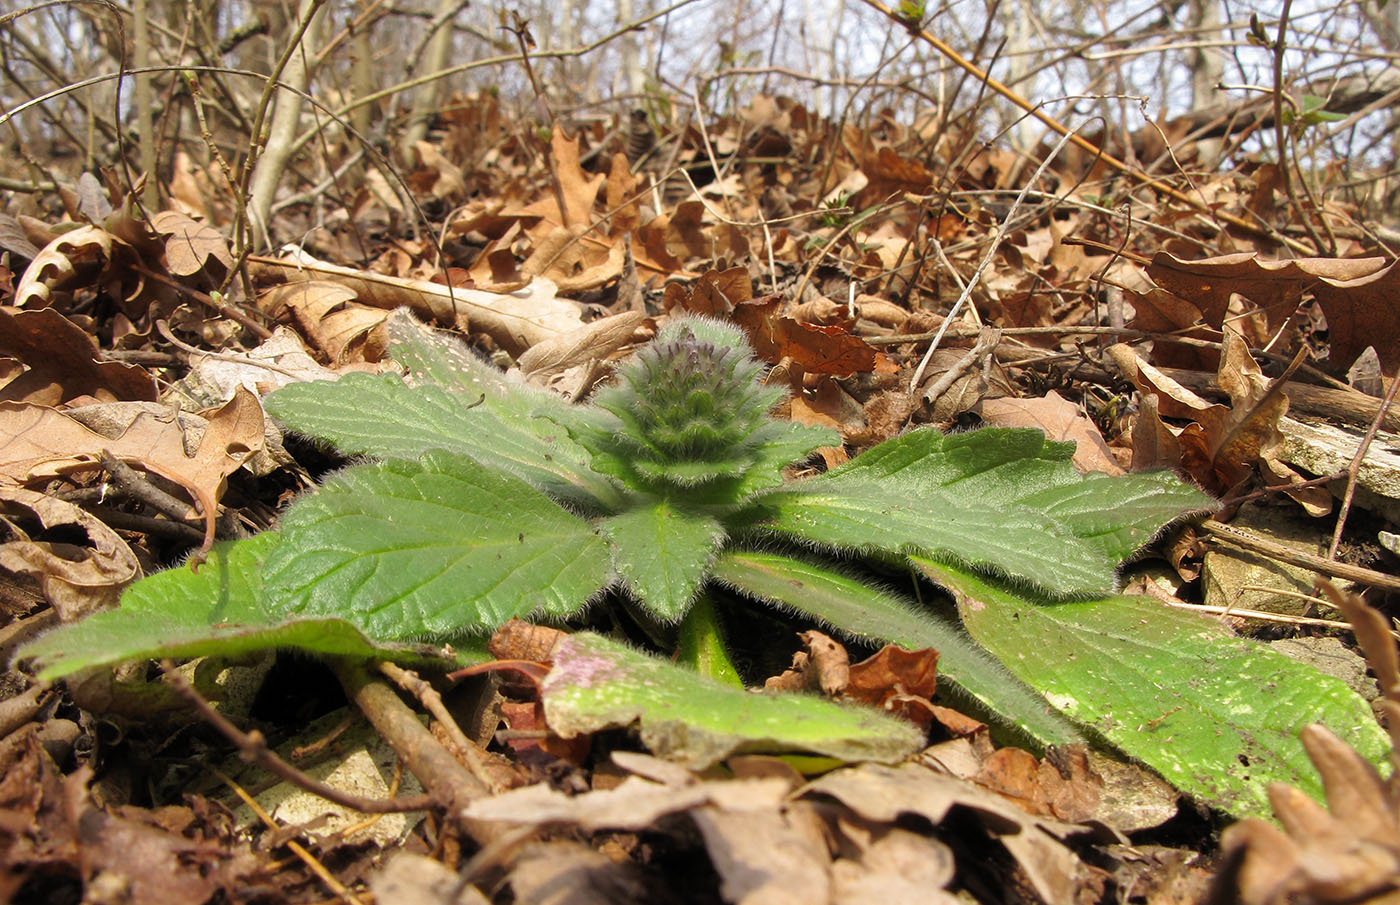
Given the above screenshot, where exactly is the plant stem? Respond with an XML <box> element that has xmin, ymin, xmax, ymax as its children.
<box><xmin>677</xmin><ymin>592</ymin><xmax>744</xmax><ymax>687</ymax></box>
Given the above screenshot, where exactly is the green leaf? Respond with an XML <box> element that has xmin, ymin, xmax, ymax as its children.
<box><xmin>756</xmin><ymin>484</ymin><xmax>1106</xmax><ymax>596</ymax></box>
<box><xmin>17</xmin><ymin>533</ymin><xmax>464</xmax><ymax>680</ymax></box>
<box><xmin>600</xmin><ymin>499</ymin><xmax>725</xmax><ymax>620</ymax></box>
<box><xmin>266</xmin><ymin>329</ymin><xmax>620</xmax><ymax>509</ymax></box>
<box><xmin>710</xmin><ymin>551</ymin><xmax>1083</xmax><ymax>748</ymax></box>
<box><xmin>753</xmin><ymin>428</ymin><xmax>1213</xmax><ymax>597</ymax></box>
<box><xmin>541</xmin><ymin>631</ymin><xmax>924</xmax><ymax>768</ymax></box>
<box><xmin>920</xmin><ymin>559</ymin><xmax>1391</xmax><ymax>817</ymax></box>
<box><xmin>265</xmin><ymin>451</ymin><xmax>613</xmax><ymax>638</ymax></box>
<box><xmin>1015</xmin><ymin>468</ymin><xmax>1216</xmax><ymax>563</ymax></box>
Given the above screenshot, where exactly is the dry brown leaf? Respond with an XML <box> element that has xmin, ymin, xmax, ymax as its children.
<box><xmin>789</xmin><ymin>377</ymin><xmax>867</xmax><ymax>436</ymax></box>
<box><xmin>1127</xmin><ymin>393</ymin><xmax>1183</xmax><ymax>472</ymax></box>
<box><xmin>257</xmin><ymin>280</ymin><xmax>388</xmax><ymax>365</ymax></box>
<box><xmin>1125</xmin><ymin>287</ymin><xmax>1216</xmax><ymax>371</ymax></box>
<box><xmin>499</xmin><ymin>127</ymin><xmax>605</xmax><ymax>233</ymax></box>
<box><xmin>487</xmin><ymin>618</ymin><xmax>569</xmax><ymax>663</ymax></box>
<box><xmin>973</xmin><ymin>747</ymin><xmax>1104</xmax><ymax>824</ymax></box>
<box><xmin>830</xmin><ymin>820</ymin><xmax>959</xmax><ymax>905</ymax></box>
<box><xmin>250</xmin><ymin>248</ymin><xmax>585</xmax><ymax>355</ymax></box>
<box><xmin>1108</xmin><ymin>335</ymin><xmax>1328</xmax><ymax>511</ymax></box>
<box><xmin>842</xmin><ymin>645</ymin><xmax>943</xmax><ymax>731</ymax></box>
<box><xmin>979</xmin><ymin>391</ymin><xmax>1124</xmax><ymax>475</ymax></box>
<box><xmin>802</xmin><ymin>762</ymin><xmax>1106</xmax><ymax>905</ymax></box>
<box><xmin>606</xmin><ymin>152</ymin><xmax>642</xmax><ymax>236</ymax></box>
<box><xmin>727</xmin><ymin>293</ymin><xmax>876</xmax><ymax>377</ymax></box>
<box><xmin>167</xmin><ymin>150</ymin><xmax>212</xmax><ymax>219</ymax></box>
<box><xmin>515</xmin><ymin>311</ymin><xmax>647</xmax><ymax>381</ymax></box>
<box><xmin>14</xmin><ymin>225</ymin><xmax>118</xmax><ymax>309</ymax></box>
<box><xmin>0</xmin><ymin>387</ymin><xmax>264</xmax><ymax>554</ymax></box>
<box><xmin>1147</xmin><ymin>251</ymin><xmax>1400</xmax><ymax>375</ymax></box>
<box><xmin>0</xmin><ymin>306</ymin><xmax>157</xmax><ymax>404</ymax></box>
<box><xmin>0</xmin><ymin>487</ymin><xmax>139</xmax><ymax>620</ymax></box>
<box><xmin>411</xmin><ymin>140</ymin><xmax>468</xmax><ymax>200</ymax></box>
<box><xmin>522</xmin><ymin>225</ymin><xmax>625</xmax><ymax>292</ymax></box>
<box><xmin>151</xmin><ymin>210</ymin><xmax>233</xmax><ymax>285</ymax></box>
<box><xmin>664</xmin><ymin>267</ymin><xmax>752</xmax><ymax>318</ymax></box>
<box><xmin>370</xmin><ymin>852</ymin><xmax>491</xmax><ymax>905</ymax></box>
<box><xmin>806</xmin><ymin>630</ymin><xmax>849</xmax><ymax>694</ymax></box>
<box><xmin>0</xmin><ymin>211</ymin><xmax>41</xmax><ymax>260</ymax></box>
<box><xmin>690</xmin><ymin>805</ymin><xmax>831</xmax><ymax>905</ymax></box>
<box><xmin>508</xmin><ymin>842</ymin><xmax>657</xmax><ymax>905</ymax></box>
<box><xmin>845</xmin><ymin>646</ymin><xmax>937</xmax><ymax>704</ymax></box>
<box><xmin>0</xmin><ymin>748</ymin><xmax>259</xmax><ymax>905</ymax></box>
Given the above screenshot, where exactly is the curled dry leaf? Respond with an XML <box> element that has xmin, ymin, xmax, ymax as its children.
<box><xmin>515</xmin><ymin>310</ymin><xmax>647</xmax><ymax>380</ymax></box>
<box><xmin>1109</xmin><ymin>332</ymin><xmax>1330</xmax><ymax>513</ymax></box>
<box><xmin>257</xmin><ymin>279</ymin><xmax>388</xmax><ymax>365</ymax></box>
<box><xmin>1217</xmin><ymin>581</ymin><xmax>1400</xmax><ymax>905</ymax></box>
<box><xmin>0</xmin><ymin>306</ymin><xmax>157</xmax><ymax>405</ymax></box>
<box><xmin>803</xmin><ymin>761</ymin><xmax>1107</xmax><ymax>905</ymax></box>
<box><xmin>13</xmin><ymin>225</ymin><xmax>118</xmax><ymax>309</ymax></box>
<box><xmin>151</xmin><ymin>210</ymin><xmax>233</xmax><ymax>286</ymax></box>
<box><xmin>0</xmin><ymin>487</ymin><xmax>139</xmax><ymax>621</ymax></box>
<box><xmin>250</xmin><ymin>247</ymin><xmax>585</xmax><ymax>355</ymax></box>
<box><xmin>1147</xmin><ymin>251</ymin><xmax>1400</xmax><ymax>376</ymax></box>
<box><xmin>765</xmin><ymin>629</ymin><xmax>851</xmax><ymax>695</ymax></box>
<box><xmin>0</xmin><ymin>387</ymin><xmax>265</xmax><ymax>555</ymax></box>
<box><xmin>487</xmin><ymin>617</ymin><xmax>568</xmax><ymax>663</ymax></box>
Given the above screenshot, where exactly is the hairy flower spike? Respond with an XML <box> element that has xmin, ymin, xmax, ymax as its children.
<box><xmin>570</xmin><ymin>317</ymin><xmax>835</xmax><ymax>499</ymax></box>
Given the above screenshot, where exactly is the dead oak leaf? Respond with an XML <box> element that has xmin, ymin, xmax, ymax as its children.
<box><xmin>0</xmin><ymin>306</ymin><xmax>157</xmax><ymax>405</ymax></box>
<box><xmin>1148</xmin><ymin>251</ymin><xmax>1400</xmax><ymax>375</ymax></box>
<box><xmin>257</xmin><ymin>280</ymin><xmax>388</xmax><ymax>365</ymax></box>
<box><xmin>0</xmin><ymin>387</ymin><xmax>265</xmax><ymax>555</ymax></box>
<box><xmin>0</xmin><ymin>487</ymin><xmax>139</xmax><ymax>621</ymax></box>
<box><xmin>979</xmin><ymin>391</ymin><xmax>1124</xmax><ymax>475</ymax></box>
<box><xmin>151</xmin><ymin>210</ymin><xmax>233</xmax><ymax>286</ymax></box>
<box><xmin>1107</xmin><ymin>334</ymin><xmax>1327</xmax><ymax>513</ymax></box>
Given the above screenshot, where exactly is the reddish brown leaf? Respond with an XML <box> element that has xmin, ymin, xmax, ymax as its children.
<box><xmin>0</xmin><ymin>307</ymin><xmax>157</xmax><ymax>405</ymax></box>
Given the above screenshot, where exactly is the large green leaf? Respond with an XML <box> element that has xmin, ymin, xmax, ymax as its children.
<box><xmin>709</xmin><ymin>551</ymin><xmax>1083</xmax><ymax>748</ymax></box>
<box><xmin>17</xmin><ymin>532</ymin><xmax>466</xmax><ymax>680</ymax></box>
<box><xmin>541</xmin><ymin>631</ymin><xmax>924</xmax><ymax>768</ymax></box>
<box><xmin>600</xmin><ymin>500</ymin><xmax>726</xmax><ymax>621</ymax></box>
<box><xmin>1013</xmin><ymin>469</ymin><xmax>1216</xmax><ymax>563</ymax></box>
<box><xmin>753</xmin><ymin>428</ymin><xmax>1214</xmax><ymax>597</ymax></box>
<box><xmin>266</xmin><ymin>374</ymin><xmax>619</xmax><ymax>509</ymax></box>
<box><xmin>918</xmin><ymin>559</ymin><xmax>1391</xmax><ymax>818</ymax></box>
<box><xmin>265</xmin><ymin>314</ymin><xmax>619</xmax><ymax>509</ymax></box>
<box><xmin>265</xmin><ymin>450</ymin><xmax>613</xmax><ymax>638</ymax></box>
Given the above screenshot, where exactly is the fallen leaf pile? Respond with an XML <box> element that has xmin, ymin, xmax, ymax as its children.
<box><xmin>2</xmin><ymin>45</ymin><xmax>1400</xmax><ymax>905</ymax></box>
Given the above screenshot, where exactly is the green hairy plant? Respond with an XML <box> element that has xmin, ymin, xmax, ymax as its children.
<box><xmin>19</xmin><ymin>312</ymin><xmax>1388</xmax><ymax>816</ymax></box>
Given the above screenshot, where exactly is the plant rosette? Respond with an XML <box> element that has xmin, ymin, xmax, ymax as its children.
<box><xmin>20</xmin><ymin>312</ymin><xmax>1388</xmax><ymax>817</ymax></box>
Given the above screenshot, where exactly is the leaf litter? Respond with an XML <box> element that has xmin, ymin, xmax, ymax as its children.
<box><xmin>2</xmin><ymin>71</ymin><xmax>1400</xmax><ymax>905</ymax></box>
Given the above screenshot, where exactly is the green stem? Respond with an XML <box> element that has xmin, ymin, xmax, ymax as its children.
<box><xmin>676</xmin><ymin>591</ymin><xmax>744</xmax><ymax>688</ymax></box>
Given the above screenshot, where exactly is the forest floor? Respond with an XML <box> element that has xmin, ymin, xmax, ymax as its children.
<box><xmin>2</xmin><ymin>85</ymin><xmax>1400</xmax><ymax>905</ymax></box>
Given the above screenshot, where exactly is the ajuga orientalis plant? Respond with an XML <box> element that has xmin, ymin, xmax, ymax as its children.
<box><xmin>19</xmin><ymin>311</ymin><xmax>1390</xmax><ymax>817</ymax></box>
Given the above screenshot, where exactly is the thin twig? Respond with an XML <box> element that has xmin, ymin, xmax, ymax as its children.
<box><xmin>1200</xmin><ymin>521</ymin><xmax>1400</xmax><ymax>592</ymax></box>
<box><xmin>216</xmin><ymin>768</ymin><xmax>369</xmax><ymax>905</ymax></box>
<box><xmin>1326</xmin><ymin>364</ymin><xmax>1400</xmax><ymax>560</ymax></box>
<box><xmin>97</xmin><ymin>450</ymin><xmax>204</xmax><ymax>527</ymax></box>
<box><xmin>377</xmin><ymin>661</ymin><xmax>507</xmax><ymax>793</ymax></box>
<box><xmin>161</xmin><ymin>661</ymin><xmax>436</xmax><ymax>814</ymax></box>
<box><xmin>1135</xmin><ymin>576</ymin><xmax>1383</xmax><ymax>635</ymax></box>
